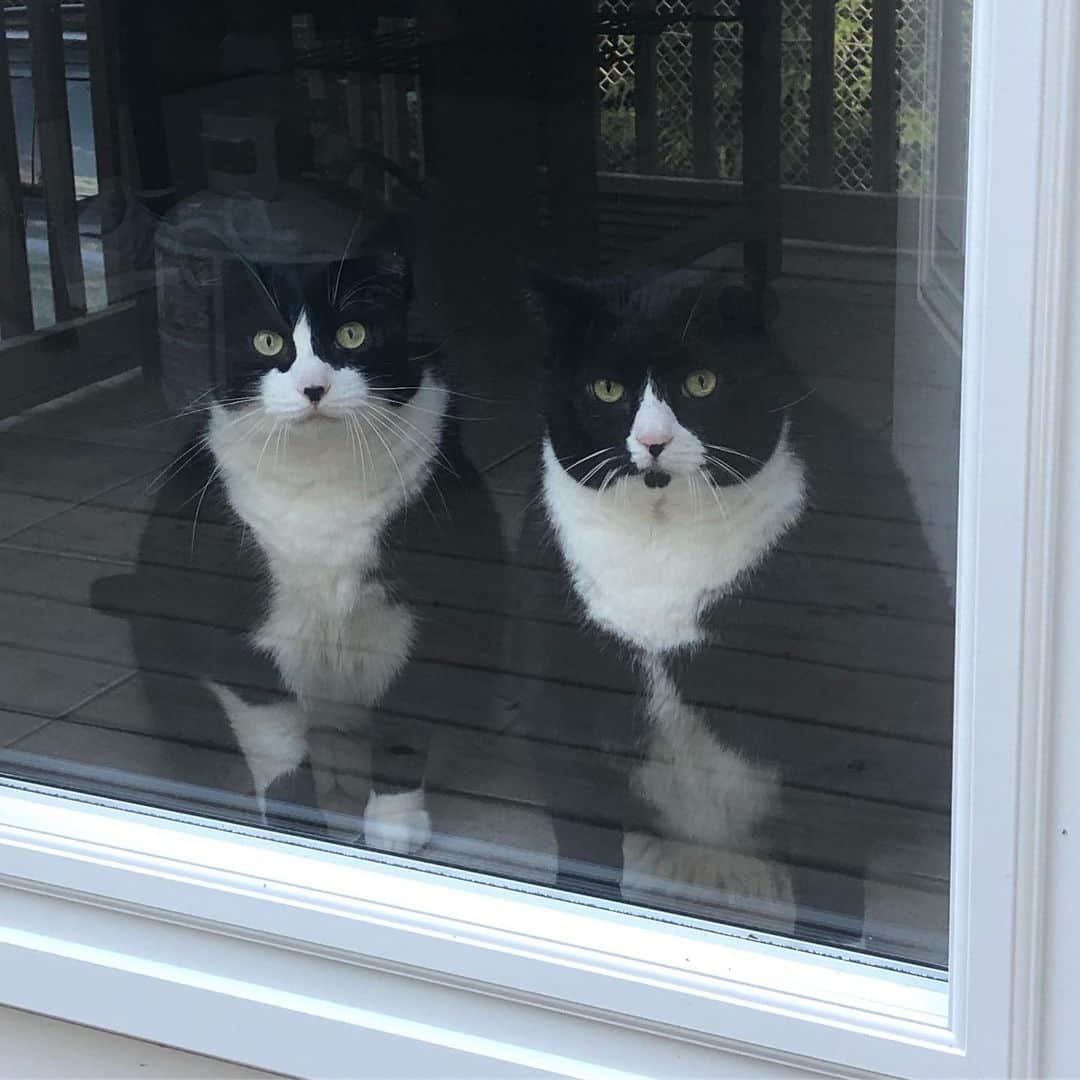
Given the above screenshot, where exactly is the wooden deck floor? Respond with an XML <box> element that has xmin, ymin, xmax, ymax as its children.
<box><xmin>0</xmin><ymin>275</ymin><xmax>953</xmax><ymax>969</ymax></box>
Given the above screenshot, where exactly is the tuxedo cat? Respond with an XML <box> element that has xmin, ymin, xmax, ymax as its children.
<box><xmin>94</xmin><ymin>241</ymin><xmax>500</xmax><ymax>854</ymax></box>
<box><xmin>522</xmin><ymin>272</ymin><xmax>954</xmax><ymax>943</ymax></box>
<box><xmin>520</xmin><ymin>272</ymin><xmax>801</xmax><ymax>897</ymax></box>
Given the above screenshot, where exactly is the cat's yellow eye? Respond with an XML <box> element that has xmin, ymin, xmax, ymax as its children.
<box><xmin>335</xmin><ymin>321</ymin><xmax>367</xmax><ymax>350</ymax></box>
<box><xmin>592</xmin><ymin>378</ymin><xmax>625</xmax><ymax>404</ymax></box>
<box><xmin>252</xmin><ymin>330</ymin><xmax>284</xmax><ymax>358</ymax></box>
<box><xmin>684</xmin><ymin>369</ymin><xmax>718</xmax><ymax>398</ymax></box>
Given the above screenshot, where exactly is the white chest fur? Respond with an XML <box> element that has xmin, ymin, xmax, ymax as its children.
<box><xmin>541</xmin><ymin>435</ymin><xmax>806</xmax><ymax>654</ymax></box>
<box><xmin>208</xmin><ymin>376</ymin><xmax>448</xmax><ymax>702</ymax></box>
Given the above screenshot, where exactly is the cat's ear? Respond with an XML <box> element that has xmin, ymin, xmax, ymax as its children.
<box><xmin>523</xmin><ymin>267</ymin><xmax>605</xmax><ymax>362</ymax></box>
<box><xmin>333</xmin><ymin>250</ymin><xmax>412</xmax><ymax>306</ymax></box>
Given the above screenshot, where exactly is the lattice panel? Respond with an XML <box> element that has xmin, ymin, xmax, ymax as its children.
<box><xmin>654</xmin><ymin>0</ymin><xmax>694</xmax><ymax>175</ymax></box>
<box><xmin>597</xmin><ymin>0</ymin><xmax>939</xmax><ymax>192</ymax></box>
<box><xmin>597</xmin><ymin>0</ymin><xmax>636</xmax><ymax>170</ymax></box>
<box><xmin>832</xmin><ymin>0</ymin><xmax>874</xmax><ymax>191</ymax></box>
<box><xmin>712</xmin><ymin>0</ymin><xmax>743</xmax><ymax>180</ymax></box>
<box><xmin>779</xmin><ymin>0</ymin><xmax>812</xmax><ymax>185</ymax></box>
<box><xmin>896</xmin><ymin>0</ymin><xmax>935</xmax><ymax>194</ymax></box>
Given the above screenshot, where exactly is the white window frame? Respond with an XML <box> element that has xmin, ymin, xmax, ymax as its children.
<box><xmin>1</xmin><ymin>1</ymin><xmax>1078</xmax><ymax>1075</ymax></box>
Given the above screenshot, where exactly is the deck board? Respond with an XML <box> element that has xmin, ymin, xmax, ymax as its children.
<box><xmin>0</xmin><ymin>369</ymin><xmax>955</xmax><ymax>968</ymax></box>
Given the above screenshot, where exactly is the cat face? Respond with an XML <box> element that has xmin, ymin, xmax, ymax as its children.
<box><xmin>212</xmin><ymin>251</ymin><xmax>420</xmax><ymax>421</ymax></box>
<box><xmin>531</xmin><ymin>274</ymin><xmax>788</xmax><ymax>491</ymax></box>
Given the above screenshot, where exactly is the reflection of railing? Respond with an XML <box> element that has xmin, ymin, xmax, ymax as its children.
<box><xmin>1</xmin><ymin>1</ymin><xmax>141</xmax><ymax>418</ymax></box>
<box><xmin>0</xmin><ymin>5</ymin><xmax>33</xmax><ymax>337</ymax></box>
<box><xmin>0</xmin><ymin>0</ymin><xmax>130</xmax><ymax>337</ymax></box>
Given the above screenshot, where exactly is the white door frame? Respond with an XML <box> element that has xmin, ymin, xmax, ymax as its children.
<box><xmin>0</xmin><ymin>1</ymin><xmax>1077</xmax><ymax>1075</ymax></box>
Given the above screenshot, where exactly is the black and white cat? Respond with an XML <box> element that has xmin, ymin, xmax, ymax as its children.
<box><xmin>524</xmin><ymin>272</ymin><xmax>806</xmax><ymax>895</ymax></box>
<box><xmin>96</xmin><ymin>239</ymin><xmax>492</xmax><ymax>854</ymax></box>
<box><xmin>205</xmin><ymin>248</ymin><xmax>448</xmax><ymax>852</ymax></box>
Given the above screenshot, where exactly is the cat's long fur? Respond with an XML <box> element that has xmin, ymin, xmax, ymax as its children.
<box><xmin>540</xmin><ymin>431</ymin><xmax>805</xmax><ymax>655</ymax></box>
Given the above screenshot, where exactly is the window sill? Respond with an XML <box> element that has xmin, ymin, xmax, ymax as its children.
<box><xmin>0</xmin><ymin>781</ymin><xmax>951</xmax><ymax>1078</ymax></box>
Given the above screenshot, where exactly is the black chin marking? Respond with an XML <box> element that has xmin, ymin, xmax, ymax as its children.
<box><xmin>643</xmin><ymin>470</ymin><xmax>671</xmax><ymax>489</ymax></box>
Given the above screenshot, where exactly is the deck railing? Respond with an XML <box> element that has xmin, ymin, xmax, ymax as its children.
<box><xmin>602</xmin><ymin>0</ymin><xmax>904</xmax><ymax>193</ymax></box>
<box><xmin>1</xmin><ymin>0</ymin><xmax>132</xmax><ymax>336</ymax></box>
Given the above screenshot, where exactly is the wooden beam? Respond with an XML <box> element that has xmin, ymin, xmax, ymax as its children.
<box><xmin>808</xmin><ymin>0</ymin><xmax>836</xmax><ymax>188</ymax></box>
<box><xmin>84</xmin><ymin>0</ymin><xmax>128</xmax><ymax>304</ymax></box>
<box><xmin>870</xmin><ymin>0</ymin><xmax>898</xmax><ymax>192</ymax></box>
<box><xmin>544</xmin><ymin>0</ymin><xmax>599</xmax><ymax>273</ymax></box>
<box><xmin>2</xmin><ymin>302</ymin><xmax>137</xmax><ymax>420</ymax></box>
<box><xmin>633</xmin><ymin>0</ymin><xmax>658</xmax><ymax>174</ymax></box>
<box><xmin>28</xmin><ymin>0</ymin><xmax>87</xmax><ymax>321</ymax></box>
<box><xmin>741</xmin><ymin>0</ymin><xmax>783</xmax><ymax>307</ymax></box>
<box><xmin>690</xmin><ymin>0</ymin><xmax>716</xmax><ymax>178</ymax></box>
<box><xmin>0</xmin><ymin>5</ymin><xmax>34</xmax><ymax>338</ymax></box>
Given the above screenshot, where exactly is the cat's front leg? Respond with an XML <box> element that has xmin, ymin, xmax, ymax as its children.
<box><xmin>363</xmin><ymin>788</ymin><xmax>431</xmax><ymax>855</ymax></box>
<box><xmin>206</xmin><ymin>681</ymin><xmax>323</xmax><ymax>832</ymax></box>
<box><xmin>362</xmin><ymin>712</ymin><xmax>432</xmax><ymax>855</ymax></box>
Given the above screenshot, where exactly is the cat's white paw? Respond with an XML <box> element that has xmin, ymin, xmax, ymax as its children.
<box><xmin>622</xmin><ymin>831</ymin><xmax>795</xmax><ymax>933</ymax></box>
<box><xmin>363</xmin><ymin>788</ymin><xmax>431</xmax><ymax>855</ymax></box>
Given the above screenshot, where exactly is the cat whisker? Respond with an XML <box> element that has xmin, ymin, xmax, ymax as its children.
<box><xmin>363</xmin><ymin>407</ymin><xmax>447</xmax><ymax>522</ymax></box>
<box><xmin>358</xmin><ymin>410</ymin><xmax>409</xmax><ymax>507</ymax></box>
<box><xmin>274</xmin><ymin>421</ymin><xmax>288</xmax><ymax>468</ymax></box>
<box><xmin>376</xmin><ymin>386</ymin><xmax>497</xmax><ymax>404</ymax></box>
<box><xmin>681</xmin><ymin>284</ymin><xmax>705</xmax><ymax>342</ymax></box>
<box><xmin>687</xmin><ymin>470</ymin><xmax>701</xmax><ymax>517</ymax></box>
<box><xmin>145</xmin><ymin>411</ymin><xmax>263</xmax><ymax>494</ymax></box>
<box><xmin>367</xmin><ymin>393</ymin><xmax>484</xmax><ymax>422</ymax></box>
<box><xmin>351</xmin><ymin>412</ymin><xmax>373</xmax><ymax>496</ymax></box>
<box><xmin>190</xmin><ymin>463</ymin><xmax>222</xmax><ymax>558</ymax></box>
<box><xmin>561</xmin><ymin>445</ymin><xmax>616</xmax><ymax>474</ymax></box>
<box><xmin>343</xmin><ymin>407</ymin><xmax>359</xmax><ymax>468</ymax></box>
<box><xmin>599</xmin><ymin>466</ymin><xmax>624</xmax><ymax>493</ymax></box>
<box><xmin>337</xmin><ymin>277</ymin><xmax>384</xmax><ymax>309</ymax></box>
<box><xmin>770</xmin><ymin>387</ymin><xmax>816</xmax><ymax>413</ymax></box>
<box><xmin>140</xmin><ymin>390</ymin><xmax>231</xmax><ymax>428</ymax></box>
<box><xmin>704</xmin><ymin>455</ymin><xmax>749</xmax><ymax>486</ymax></box>
<box><xmin>254</xmin><ymin>421</ymin><xmax>281</xmax><ymax>480</ymax></box>
<box><xmin>364</xmin><ymin>401</ymin><xmax>460</xmax><ymax>479</ymax></box>
<box><xmin>332</xmin><ymin>216</ymin><xmax>364</xmax><ymax>305</ymax></box>
<box><xmin>405</xmin><ymin>338</ymin><xmax>450</xmax><ymax>364</ymax></box>
<box><xmin>366</xmin><ymin>398</ymin><xmax>451</xmax><ymax>457</ymax></box>
<box><xmin>580</xmin><ymin>455</ymin><xmax>619</xmax><ymax>486</ymax></box>
<box><xmin>145</xmin><ymin>442</ymin><xmax>208</xmax><ymax>493</ymax></box>
<box><xmin>705</xmin><ymin>443</ymin><xmax>765</xmax><ymax>467</ymax></box>
<box><xmin>698</xmin><ymin>467</ymin><xmax>729</xmax><ymax>520</ymax></box>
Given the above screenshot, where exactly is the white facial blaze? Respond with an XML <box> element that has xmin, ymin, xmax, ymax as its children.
<box><xmin>626</xmin><ymin>380</ymin><xmax>702</xmax><ymax>475</ymax></box>
<box><xmin>289</xmin><ymin>312</ymin><xmax>332</xmax><ymax>395</ymax></box>
<box><xmin>258</xmin><ymin>310</ymin><xmax>369</xmax><ymax>418</ymax></box>
<box><xmin>630</xmin><ymin>382</ymin><xmax>676</xmax><ymax>447</ymax></box>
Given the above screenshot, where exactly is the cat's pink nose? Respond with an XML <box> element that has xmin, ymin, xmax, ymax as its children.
<box><xmin>638</xmin><ymin>434</ymin><xmax>672</xmax><ymax>457</ymax></box>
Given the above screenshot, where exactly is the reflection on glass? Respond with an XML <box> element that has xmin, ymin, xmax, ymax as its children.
<box><xmin>0</xmin><ymin>0</ymin><xmax>969</xmax><ymax>968</ymax></box>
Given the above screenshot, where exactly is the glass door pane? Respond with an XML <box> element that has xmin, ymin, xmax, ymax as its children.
<box><xmin>0</xmin><ymin>0</ymin><xmax>971</xmax><ymax>969</ymax></box>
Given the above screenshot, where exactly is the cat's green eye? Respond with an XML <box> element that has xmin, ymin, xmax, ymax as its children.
<box><xmin>252</xmin><ymin>330</ymin><xmax>284</xmax><ymax>358</ymax></box>
<box><xmin>336</xmin><ymin>321</ymin><xmax>367</xmax><ymax>350</ymax></box>
<box><xmin>684</xmin><ymin>369</ymin><xmax>718</xmax><ymax>398</ymax></box>
<box><xmin>592</xmin><ymin>378</ymin><xmax>625</xmax><ymax>404</ymax></box>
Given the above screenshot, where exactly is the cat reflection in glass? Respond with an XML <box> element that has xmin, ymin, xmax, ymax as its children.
<box><xmin>524</xmin><ymin>272</ymin><xmax>804</xmax><ymax>908</ymax></box>
<box><xmin>98</xmin><ymin>239</ymin><xmax>494</xmax><ymax>854</ymax></box>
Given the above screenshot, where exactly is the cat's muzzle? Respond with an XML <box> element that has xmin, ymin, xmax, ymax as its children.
<box><xmin>642</xmin><ymin>469</ymin><xmax>671</xmax><ymax>489</ymax></box>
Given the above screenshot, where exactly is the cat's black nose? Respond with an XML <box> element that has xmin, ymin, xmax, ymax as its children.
<box><xmin>303</xmin><ymin>386</ymin><xmax>326</xmax><ymax>403</ymax></box>
<box><xmin>647</xmin><ymin>443</ymin><xmax>665</xmax><ymax>458</ymax></box>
